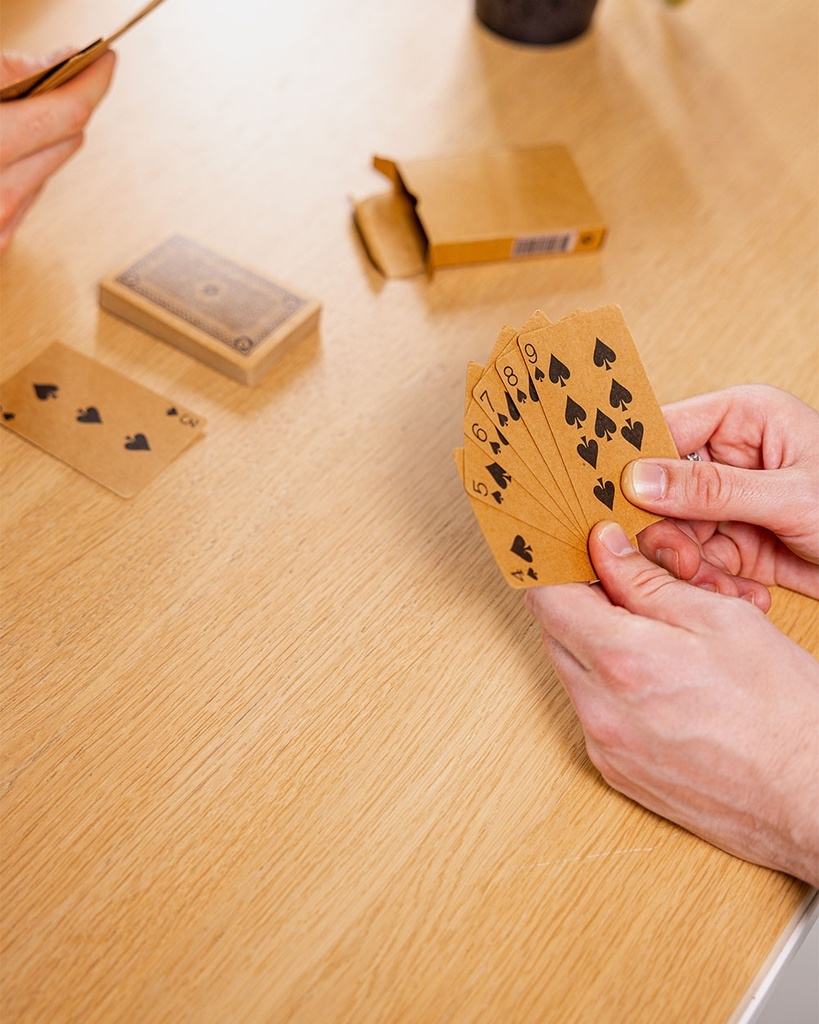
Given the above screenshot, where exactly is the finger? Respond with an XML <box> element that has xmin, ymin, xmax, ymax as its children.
<box><xmin>637</xmin><ymin>519</ymin><xmax>704</xmax><ymax>580</ymax></box>
<box><xmin>0</xmin><ymin>134</ymin><xmax>82</xmax><ymax>237</ymax></box>
<box><xmin>588</xmin><ymin>521</ymin><xmax>746</xmax><ymax>628</ymax></box>
<box><xmin>526</xmin><ymin>581</ymin><xmax>626</xmax><ymax>672</ymax></box>
<box><xmin>621</xmin><ymin>457</ymin><xmax>799</xmax><ymax>538</ymax></box>
<box><xmin>0</xmin><ymin>189</ymin><xmax>39</xmax><ymax>252</ymax></box>
<box><xmin>705</xmin><ymin>523</ymin><xmax>819</xmax><ymax>600</ymax></box>
<box><xmin>0</xmin><ymin>48</ymin><xmax>78</xmax><ymax>86</ymax></box>
<box><xmin>0</xmin><ymin>50</ymin><xmax>115</xmax><ymax>165</ymax></box>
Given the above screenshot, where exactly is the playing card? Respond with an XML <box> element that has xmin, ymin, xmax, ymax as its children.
<box><xmin>0</xmin><ymin>0</ymin><xmax>167</xmax><ymax>101</ymax></box>
<box><xmin>457</xmin><ymin>305</ymin><xmax>679</xmax><ymax>588</ymax></box>
<box><xmin>454</xmin><ymin>448</ymin><xmax>593</xmax><ymax>587</ymax></box>
<box><xmin>0</xmin><ymin>342</ymin><xmax>205</xmax><ymax>497</ymax></box>
<box><xmin>517</xmin><ymin>305</ymin><xmax>678</xmax><ymax>538</ymax></box>
<box><xmin>99</xmin><ymin>236</ymin><xmax>321</xmax><ymax>385</ymax></box>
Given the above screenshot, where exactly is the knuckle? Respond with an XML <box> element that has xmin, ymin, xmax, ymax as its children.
<box><xmin>689</xmin><ymin>461</ymin><xmax>732</xmax><ymax>508</ymax></box>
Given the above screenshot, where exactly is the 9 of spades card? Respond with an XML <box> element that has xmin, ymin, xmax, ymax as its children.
<box><xmin>0</xmin><ymin>342</ymin><xmax>206</xmax><ymax>498</ymax></box>
<box><xmin>516</xmin><ymin>305</ymin><xmax>678</xmax><ymax>540</ymax></box>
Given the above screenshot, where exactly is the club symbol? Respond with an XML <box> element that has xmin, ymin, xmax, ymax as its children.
<box><xmin>34</xmin><ymin>383</ymin><xmax>58</xmax><ymax>401</ymax></box>
<box><xmin>124</xmin><ymin>433</ymin><xmax>151</xmax><ymax>451</ymax></box>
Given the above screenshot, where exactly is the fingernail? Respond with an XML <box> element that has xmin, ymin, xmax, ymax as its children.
<box><xmin>627</xmin><ymin>461</ymin><xmax>668</xmax><ymax>500</ymax></box>
<box><xmin>655</xmin><ymin>547</ymin><xmax>680</xmax><ymax>576</ymax></box>
<box><xmin>598</xmin><ymin>522</ymin><xmax>635</xmax><ymax>556</ymax></box>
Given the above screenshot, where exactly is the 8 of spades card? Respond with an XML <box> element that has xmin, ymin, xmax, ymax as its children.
<box><xmin>0</xmin><ymin>342</ymin><xmax>205</xmax><ymax>498</ymax></box>
<box><xmin>455</xmin><ymin>304</ymin><xmax>679</xmax><ymax>588</ymax></box>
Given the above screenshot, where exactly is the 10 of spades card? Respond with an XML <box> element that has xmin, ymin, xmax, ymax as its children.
<box><xmin>99</xmin><ymin>236</ymin><xmax>322</xmax><ymax>385</ymax></box>
<box><xmin>455</xmin><ymin>305</ymin><xmax>679</xmax><ymax>588</ymax></box>
<box><xmin>0</xmin><ymin>342</ymin><xmax>205</xmax><ymax>498</ymax></box>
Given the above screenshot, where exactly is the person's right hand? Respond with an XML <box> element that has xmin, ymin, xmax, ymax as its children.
<box><xmin>627</xmin><ymin>385</ymin><xmax>819</xmax><ymax>600</ymax></box>
<box><xmin>0</xmin><ymin>49</ymin><xmax>116</xmax><ymax>252</ymax></box>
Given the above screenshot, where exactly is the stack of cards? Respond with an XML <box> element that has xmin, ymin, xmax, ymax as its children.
<box><xmin>454</xmin><ymin>305</ymin><xmax>679</xmax><ymax>588</ymax></box>
<box><xmin>99</xmin><ymin>236</ymin><xmax>321</xmax><ymax>386</ymax></box>
<box><xmin>0</xmin><ymin>342</ymin><xmax>205</xmax><ymax>498</ymax></box>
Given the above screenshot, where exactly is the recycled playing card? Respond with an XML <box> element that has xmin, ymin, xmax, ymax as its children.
<box><xmin>99</xmin><ymin>236</ymin><xmax>321</xmax><ymax>385</ymax></box>
<box><xmin>0</xmin><ymin>0</ymin><xmax>168</xmax><ymax>101</ymax></box>
<box><xmin>0</xmin><ymin>342</ymin><xmax>206</xmax><ymax>497</ymax></box>
<box><xmin>456</xmin><ymin>305</ymin><xmax>679</xmax><ymax>588</ymax></box>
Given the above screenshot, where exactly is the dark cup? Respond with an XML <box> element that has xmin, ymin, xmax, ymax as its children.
<box><xmin>476</xmin><ymin>0</ymin><xmax>599</xmax><ymax>45</ymax></box>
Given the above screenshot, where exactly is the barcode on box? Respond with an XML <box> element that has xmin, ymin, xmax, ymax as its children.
<box><xmin>511</xmin><ymin>231</ymin><xmax>578</xmax><ymax>257</ymax></box>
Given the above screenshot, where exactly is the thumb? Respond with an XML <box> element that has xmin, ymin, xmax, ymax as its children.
<box><xmin>621</xmin><ymin>458</ymin><xmax>793</xmax><ymax>533</ymax></box>
<box><xmin>589</xmin><ymin>521</ymin><xmax>739</xmax><ymax>627</ymax></box>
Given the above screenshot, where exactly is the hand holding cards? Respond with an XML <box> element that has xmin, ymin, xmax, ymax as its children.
<box><xmin>0</xmin><ymin>0</ymin><xmax>167</xmax><ymax>101</ymax></box>
<box><xmin>455</xmin><ymin>305</ymin><xmax>679</xmax><ymax>587</ymax></box>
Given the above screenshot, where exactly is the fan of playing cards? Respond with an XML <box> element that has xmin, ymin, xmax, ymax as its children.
<box><xmin>454</xmin><ymin>304</ymin><xmax>679</xmax><ymax>587</ymax></box>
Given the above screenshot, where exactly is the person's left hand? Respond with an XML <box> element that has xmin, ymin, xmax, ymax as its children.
<box><xmin>0</xmin><ymin>49</ymin><xmax>116</xmax><ymax>251</ymax></box>
<box><xmin>526</xmin><ymin>520</ymin><xmax>819</xmax><ymax>886</ymax></box>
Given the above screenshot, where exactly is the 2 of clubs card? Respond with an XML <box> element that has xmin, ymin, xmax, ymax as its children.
<box><xmin>454</xmin><ymin>304</ymin><xmax>679</xmax><ymax>587</ymax></box>
<box><xmin>0</xmin><ymin>342</ymin><xmax>205</xmax><ymax>498</ymax></box>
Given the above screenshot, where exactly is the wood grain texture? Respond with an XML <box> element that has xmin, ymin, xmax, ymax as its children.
<box><xmin>1</xmin><ymin>0</ymin><xmax>816</xmax><ymax>1021</ymax></box>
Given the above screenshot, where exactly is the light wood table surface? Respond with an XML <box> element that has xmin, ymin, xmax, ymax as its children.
<box><xmin>1</xmin><ymin>1</ymin><xmax>817</xmax><ymax>1021</ymax></box>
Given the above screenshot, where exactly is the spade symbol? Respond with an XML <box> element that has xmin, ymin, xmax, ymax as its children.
<box><xmin>1</xmin><ymin>407</ymin><xmax>14</xmax><ymax>421</ymax></box>
<box><xmin>548</xmin><ymin>354</ymin><xmax>570</xmax><ymax>387</ymax></box>
<box><xmin>528</xmin><ymin>374</ymin><xmax>540</xmax><ymax>403</ymax></box>
<box><xmin>593</xmin><ymin>478</ymin><xmax>615</xmax><ymax>510</ymax></box>
<box><xmin>486</xmin><ymin>462</ymin><xmax>511</xmax><ymax>489</ymax></box>
<box><xmin>492</xmin><ymin>491</ymin><xmax>503</xmax><ymax>504</ymax></box>
<box><xmin>593</xmin><ymin>338</ymin><xmax>616</xmax><ymax>371</ymax></box>
<box><xmin>498</xmin><ymin>413</ymin><xmax>508</xmax><ymax>427</ymax></box>
<box><xmin>511</xmin><ymin>535</ymin><xmax>534</xmax><ymax>563</ymax></box>
<box><xmin>621</xmin><ymin>418</ymin><xmax>645</xmax><ymax>450</ymax></box>
<box><xmin>516</xmin><ymin>388</ymin><xmax>527</xmax><ymax>404</ymax></box>
<box><xmin>576</xmin><ymin>435</ymin><xmax>599</xmax><ymax>468</ymax></box>
<box><xmin>595</xmin><ymin>408</ymin><xmax>617</xmax><ymax>442</ymax></box>
<box><xmin>76</xmin><ymin>406</ymin><xmax>102</xmax><ymax>424</ymax></box>
<box><xmin>490</xmin><ymin>441</ymin><xmax>501</xmax><ymax>455</ymax></box>
<box><xmin>34</xmin><ymin>383</ymin><xmax>58</xmax><ymax>401</ymax></box>
<box><xmin>609</xmin><ymin>379</ymin><xmax>632</xmax><ymax>411</ymax></box>
<box><xmin>124</xmin><ymin>433</ymin><xmax>151</xmax><ymax>451</ymax></box>
<box><xmin>166</xmin><ymin>407</ymin><xmax>178</xmax><ymax>416</ymax></box>
<box><xmin>534</xmin><ymin>366</ymin><xmax>545</xmax><ymax>382</ymax></box>
<box><xmin>504</xmin><ymin>390</ymin><xmax>520</xmax><ymax>422</ymax></box>
<box><xmin>526</xmin><ymin>568</ymin><xmax>538</xmax><ymax>580</ymax></box>
<box><xmin>565</xmin><ymin>396</ymin><xmax>586</xmax><ymax>429</ymax></box>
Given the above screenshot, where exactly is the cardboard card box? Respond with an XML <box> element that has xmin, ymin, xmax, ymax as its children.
<box><xmin>353</xmin><ymin>145</ymin><xmax>605</xmax><ymax>278</ymax></box>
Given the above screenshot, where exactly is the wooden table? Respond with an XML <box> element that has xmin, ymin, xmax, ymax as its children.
<box><xmin>1</xmin><ymin>1</ymin><xmax>816</xmax><ymax>1020</ymax></box>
